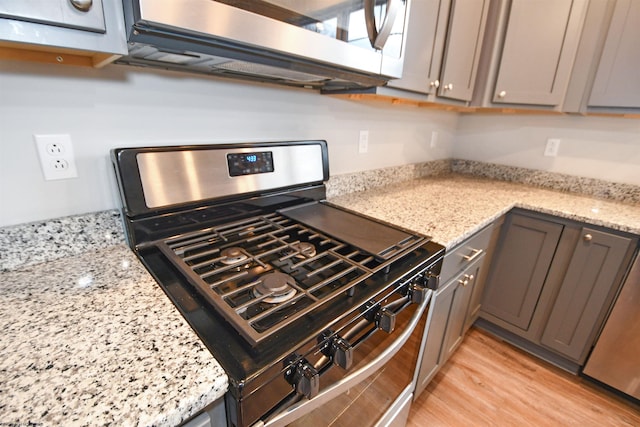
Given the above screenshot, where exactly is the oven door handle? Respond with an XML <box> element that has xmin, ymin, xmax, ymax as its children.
<box><xmin>254</xmin><ymin>289</ymin><xmax>433</xmax><ymax>427</ymax></box>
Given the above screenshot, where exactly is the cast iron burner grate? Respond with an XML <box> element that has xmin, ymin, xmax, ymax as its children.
<box><xmin>158</xmin><ymin>212</ymin><xmax>422</xmax><ymax>345</ymax></box>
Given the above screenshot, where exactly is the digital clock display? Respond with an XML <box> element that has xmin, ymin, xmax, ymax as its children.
<box><xmin>227</xmin><ymin>151</ymin><xmax>274</xmax><ymax>177</ymax></box>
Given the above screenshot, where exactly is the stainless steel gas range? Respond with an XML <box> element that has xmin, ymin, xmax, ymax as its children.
<box><xmin>111</xmin><ymin>140</ymin><xmax>444</xmax><ymax>427</ymax></box>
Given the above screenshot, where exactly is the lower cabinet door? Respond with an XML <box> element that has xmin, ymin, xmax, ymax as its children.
<box><xmin>414</xmin><ymin>282</ymin><xmax>453</xmax><ymax>398</ymax></box>
<box><xmin>481</xmin><ymin>213</ymin><xmax>563</xmax><ymax>331</ymax></box>
<box><xmin>540</xmin><ymin>228</ymin><xmax>634</xmax><ymax>362</ymax></box>
<box><xmin>440</xmin><ymin>258</ymin><xmax>482</xmax><ymax>364</ymax></box>
<box><xmin>414</xmin><ymin>255</ymin><xmax>483</xmax><ymax>399</ymax></box>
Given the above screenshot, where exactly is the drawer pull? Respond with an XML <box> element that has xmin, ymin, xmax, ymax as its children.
<box><xmin>462</xmin><ymin>248</ymin><xmax>483</xmax><ymax>262</ymax></box>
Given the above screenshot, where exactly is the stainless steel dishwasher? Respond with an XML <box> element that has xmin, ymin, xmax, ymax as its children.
<box><xmin>583</xmin><ymin>252</ymin><xmax>640</xmax><ymax>400</ymax></box>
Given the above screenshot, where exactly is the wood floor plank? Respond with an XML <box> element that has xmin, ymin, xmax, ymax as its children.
<box><xmin>408</xmin><ymin>327</ymin><xmax>640</xmax><ymax>427</ymax></box>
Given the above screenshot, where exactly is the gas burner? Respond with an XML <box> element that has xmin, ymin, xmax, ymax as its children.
<box><xmin>254</xmin><ymin>271</ymin><xmax>297</xmax><ymax>304</ymax></box>
<box><xmin>220</xmin><ymin>247</ymin><xmax>249</xmax><ymax>265</ymax></box>
<box><xmin>291</xmin><ymin>242</ymin><xmax>316</xmax><ymax>258</ymax></box>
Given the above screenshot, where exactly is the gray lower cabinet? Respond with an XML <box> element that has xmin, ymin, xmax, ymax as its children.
<box><xmin>181</xmin><ymin>397</ymin><xmax>227</xmax><ymax>427</ymax></box>
<box><xmin>479</xmin><ymin>210</ymin><xmax>638</xmax><ymax>370</ymax></box>
<box><xmin>539</xmin><ymin>227</ymin><xmax>636</xmax><ymax>362</ymax></box>
<box><xmin>414</xmin><ymin>219</ymin><xmax>501</xmax><ymax>399</ymax></box>
<box><xmin>413</xmin><ymin>274</ymin><xmax>455</xmax><ymax>398</ymax></box>
<box><xmin>439</xmin><ymin>256</ymin><xmax>484</xmax><ymax>364</ymax></box>
<box><xmin>414</xmin><ymin>254</ymin><xmax>484</xmax><ymax>398</ymax></box>
<box><xmin>481</xmin><ymin>214</ymin><xmax>563</xmax><ymax>330</ymax></box>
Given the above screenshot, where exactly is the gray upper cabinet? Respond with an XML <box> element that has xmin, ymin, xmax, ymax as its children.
<box><xmin>435</xmin><ymin>0</ymin><xmax>490</xmax><ymax>102</ymax></box>
<box><xmin>473</xmin><ymin>0</ymin><xmax>588</xmax><ymax>109</ymax></box>
<box><xmin>588</xmin><ymin>0</ymin><xmax>640</xmax><ymax>108</ymax></box>
<box><xmin>385</xmin><ymin>0</ymin><xmax>489</xmax><ymax>103</ymax></box>
<box><xmin>565</xmin><ymin>0</ymin><xmax>640</xmax><ymax>113</ymax></box>
<box><xmin>380</xmin><ymin>0</ymin><xmax>637</xmax><ymax>115</ymax></box>
<box><xmin>0</xmin><ymin>1</ymin><xmax>127</xmax><ymax>67</ymax></box>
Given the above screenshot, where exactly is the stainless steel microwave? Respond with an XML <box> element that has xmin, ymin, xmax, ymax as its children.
<box><xmin>118</xmin><ymin>0</ymin><xmax>410</xmax><ymax>90</ymax></box>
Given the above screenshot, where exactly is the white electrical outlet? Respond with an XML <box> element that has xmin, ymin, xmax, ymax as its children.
<box><xmin>34</xmin><ymin>134</ymin><xmax>78</xmax><ymax>180</ymax></box>
<box><xmin>358</xmin><ymin>130</ymin><xmax>369</xmax><ymax>154</ymax></box>
<box><xmin>544</xmin><ymin>138</ymin><xmax>561</xmax><ymax>157</ymax></box>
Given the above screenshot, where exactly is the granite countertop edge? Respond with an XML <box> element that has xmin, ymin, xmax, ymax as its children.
<box><xmin>326</xmin><ymin>175</ymin><xmax>640</xmax><ymax>250</ymax></box>
<box><xmin>1</xmin><ymin>173</ymin><xmax>639</xmax><ymax>426</ymax></box>
<box><xmin>441</xmin><ymin>199</ymin><xmax>640</xmax><ymax>250</ymax></box>
<box><xmin>0</xmin><ymin>245</ymin><xmax>229</xmax><ymax>427</ymax></box>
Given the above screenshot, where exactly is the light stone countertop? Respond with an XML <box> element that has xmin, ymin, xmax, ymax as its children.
<box><xmin>1</xmin><ymin>173</ymin><xmax>638</xmax><ymax>427</ymax></box>
<box><xmin>328</xmin><ymin>175</ymin><xmax>640</xmax><ymax>249</ymax></box>
<box><xmin>0</xmin><ymin>245</ymin><xmax>228</xmax><ymax>427</ymax></box>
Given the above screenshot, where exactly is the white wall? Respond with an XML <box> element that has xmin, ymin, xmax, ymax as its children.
<box><xmin>0</xmin><ymin>61</ymin><xmax>456</xmax><ymax>227</ymax></box>
<box><xmin>454</xmin><ymin>114</ymin><xmax>640</xmax><ymax>185</ymax></box>
<box><xmin>2</xmin><ymin>60</ymin><xmax>638</xmax><ymax>228</ymax></box>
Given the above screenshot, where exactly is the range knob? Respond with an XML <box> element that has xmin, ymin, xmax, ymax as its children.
<box><xmin>363</xmin><ymin>301</ymin><xmax>396</xmax><ymax>333</ymax></box>
<box><xmin>320</xmin><ymin>332</ymin><xmax>354</xmax><ymax>370</ymax></box>
<box><xmin>410</xmin><ymin>271</ymin><xmax>439</xmax><ymax>291</ymax></box>
<box><xmin>285</xmin><ymin>358</ymin><xmax>319</xmax><ymax>399</ymax></box>
<box><xmin>376</xmin><ymin>307</ymin><xmax>396</xmax><ymax>333</ymax></box>
<box><xmin>408</xmin><ymin>280</ymin><xmax>428</xmax><ymax>304</ymax></box>
<box><xmin>424</xmin><ymin>272</ymin><xmax>440</xmax><ymax>290</ymax></box>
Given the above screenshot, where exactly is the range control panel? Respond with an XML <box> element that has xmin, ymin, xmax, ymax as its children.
<box><xmin>227</xmin><ymin>151</ymin><xmax>274</xmax><ymax>176</ymax></box>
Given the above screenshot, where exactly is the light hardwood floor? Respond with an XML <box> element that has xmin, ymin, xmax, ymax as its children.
<box><xmin>408</xmin><ymin>327</ymin><xmax>640</xmax><ymax>427</ymax></box>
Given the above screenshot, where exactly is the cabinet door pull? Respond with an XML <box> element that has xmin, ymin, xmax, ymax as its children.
<box><xmin>458</xmin><ymin>274</ymin><xmax>474</xmax><ymax>287</ymax></box>
<box><xmin>462</xmin><ymin>248</ymin><xmax>483</xmax><ymax>262</ymax></box>
<box><xmin>583</xmin><ymin>234</ymin><xmax>593</xmax><ymax>242</ymax></box>
<box><xmin>70</xmin><ymin>0</ymin><xmax>93</xmax><ymax>12</ymax></box>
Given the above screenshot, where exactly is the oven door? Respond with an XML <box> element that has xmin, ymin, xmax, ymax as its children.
<box><xmin>256</xmin><ymin>290</ymin><xmax>431</xmax><ymax>427</ymax></box>
<box><xmin>131</xmin><ymin>0</ymin><xmax>408</xmax><ymax>78</ymax></box>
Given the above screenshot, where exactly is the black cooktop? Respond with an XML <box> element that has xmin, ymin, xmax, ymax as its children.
<box><xmin>155</xmin><ymin>202</ymin><xmax>428</xmax><ymax>345</ymax></box>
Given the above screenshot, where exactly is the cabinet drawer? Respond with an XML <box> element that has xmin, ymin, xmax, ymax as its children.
<box><xmin>441</xmin><ymin>223</ymin><xmax>494</xmax><ymax>284</ymax></box>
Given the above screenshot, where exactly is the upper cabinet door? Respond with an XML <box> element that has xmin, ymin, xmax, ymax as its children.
<box><xmin>386</xmin><ymin>0</ymin><xmax>488</xmax><ymax>104</ymax></box>
<box><xmin>0</xmin><ymin>0</ymin><xmax>126</xmax><ymax>67</ymax></box>
<box><xmin>588</xmin><ymin>0</ymin><xmax>640</xmax><ymax>108</ymax></box>
<box><xmin>387</xmin><ymin>0</ymin><xmax>450</xmax><ymax>93</ymax></box>
<box><xmin>491</xmin><ymin>0</ymin><xmax>588</xmax><ymax>107</ymax></box>
<box><xmin>437</xmin><ymin>0</ymin><xmax>490</xmax><ymax>102</ymax></box>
